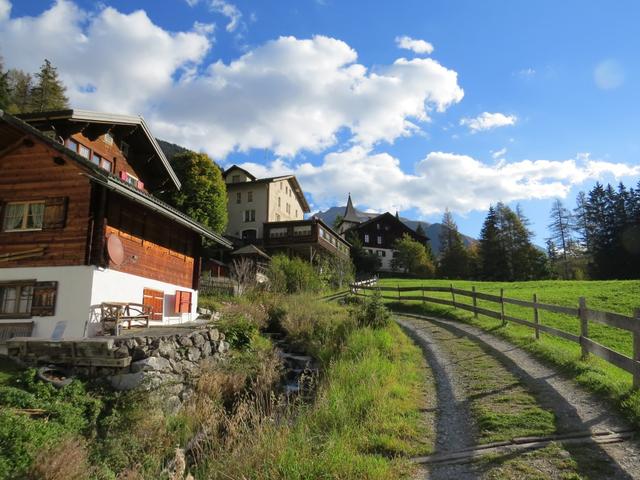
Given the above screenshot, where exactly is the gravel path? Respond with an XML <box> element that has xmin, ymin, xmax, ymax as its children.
<box><xmin>397</xmin><ymin>313</ymin><xmax>640</xmax><ymax>479</ymax></box>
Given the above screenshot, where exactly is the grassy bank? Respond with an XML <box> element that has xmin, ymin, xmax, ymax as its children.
<box><xmin>195</xmin><ymin>294</ymin><xmax>432</xmax><ymax>479</ymax></box>
<box><xmin>370</xmin><ymin>278</ymin><xmax>640</xmax><ymax>425</ymax></box>
<box><xmin>0</xmin><ymin>294</ymin><xmax>432</xmax><ymax>479</ymax></box>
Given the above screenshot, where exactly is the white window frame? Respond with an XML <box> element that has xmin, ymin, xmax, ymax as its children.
<box><xmin>0</xmin><ymin>281</ymin><xmax>34</xmax><ymax>317</ymax></box>
<box><xmin>364</xmin><ymin>234</ymin><xmax>369</xmax><ymax>244</ymax></box>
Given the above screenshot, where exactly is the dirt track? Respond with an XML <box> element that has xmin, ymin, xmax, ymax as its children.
<box><xmin>397</xmin><ymin>314</ymin><xmax>640</xmax><ymax>479</ymax></box>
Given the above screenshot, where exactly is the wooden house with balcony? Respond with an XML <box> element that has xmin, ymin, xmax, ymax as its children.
<box><xmin>222</xmin><ymin>166</ymin><xmax>349</xmax><ymax>261</ymax></box>
<box><xmin>0</xmin><ymin>109</ymin><xmax>231</xmax><ymax>344</ymax></box>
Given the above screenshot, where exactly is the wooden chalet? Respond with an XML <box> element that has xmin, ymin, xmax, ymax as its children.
<box><xmin>0</xmin><ymin>109</ymin><xmax>231</xmax><ymax>343</ymax></box>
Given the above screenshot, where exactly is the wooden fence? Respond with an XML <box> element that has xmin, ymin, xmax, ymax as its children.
<box><xmin>351</xmin><ymin>283</ymin><xmax>640</xmax><ymax>388</ymax></box>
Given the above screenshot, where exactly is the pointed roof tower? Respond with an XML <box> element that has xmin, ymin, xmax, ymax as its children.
<box><xmin>343</xmin><ymin>193</ymin><xmax>361</xmax><ymax>223</ymax></box>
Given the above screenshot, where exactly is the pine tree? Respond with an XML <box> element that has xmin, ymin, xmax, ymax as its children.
<box><xmin>30</xmin><ymin>59</ymin><xmax>69</xmax><ymax>112</ymax></box>
<box><xmin>6</xmin><ymin>69</ymin><xmax>32</xmax><ymax>114</ymax></box>
<box><xmin>438</xmin><ymin>209</ymin><xmax>470</xmax><ymax>279</ymax></box>
<box><xmin>547</xmin><ymin>199</ymin><xmax>574</xmax><ymax>279</ymax></box>
<box><xmin>478</xmin><ymin>205</ymin><xmax>507</xmax><ymax>280</ymax></box>
<box><xmin>0</xmin><ymin>58</ymin><xmax>10</xmax><ymax>111</ymax></box>
<box><xmin>415</xmin><ymin>222</ymin><xmax>427</xmax><ymax>237</ymax></box>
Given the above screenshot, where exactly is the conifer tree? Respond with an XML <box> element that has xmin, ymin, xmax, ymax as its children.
<box><xmin>478</xmin><ymin>205</ymin><xmax>506</xmax><ymax>280</ymax></box>
<box><xmin>6</xmin><ymin>69</ymin><xmax>32</xmax><ymax>114</ymax></box>
<box><xmin>547</xmin><ymin>199</ymin><xmax>574</xmax><ymax>279</ymax></box>
<box><xmin>30</xmin><ymin>59</ymin><xmax>69</xmax><ymax>112</ymax></box>
<box><xmin>438</xmin><ymin>209</ymin><xmax>470</xmax><ymax>279</ymax></box>
<box><xmin>0</xmin><ymin>58</ymin><xmax>10</xmax><ymax>111</ymax></box>
<box><xmin>415</xmin><ymin>222</ymin><xmax>427</xmax><ymax>237</ymax></box>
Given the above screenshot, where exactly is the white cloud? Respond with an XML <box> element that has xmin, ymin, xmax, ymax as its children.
<box><xmin>594</xmin><ymin>59</ymin><xmax>624</xmax><ymax>90</ymax></box>
<box><xmin>460</xmin><ymin>112</ymin><xmax>517</xmax><ymax>133</ymax></box>
<box><xmin>0</xmin><ymin>1</ymin><xmax>210</xmax><ymax>114</ymax></box>
<box><xmin>491</xmin><ymin>147</ymin><xmax>507</xmax><ymax>159</ymax></box>
<box><xmin>515</xmin><ymin>68</ymin><xmax>536</xmax><ymax>78</ymax></box>
<box><xmin>209</xmin><ymin>0</ymin><xmax>242</xmax><ymax>33</ymax></box>
<box><xmin>0</xmin><ymin>2</ymin><xmax>463</xmax><ymax>159</ymax></box>
<box><xmin>152</xmin><ymin>36</ymin><xmax>463</xmax><ymax>157</ymax></box>
<box><xmin>237</xmin><ymin>147</ymin><xmax>640</xmax><ymax>215</ymax></box>
<box><xmin>395</xmin><ymin>35</ymin><xmax>434</xmax><ymax>55</ymax></box>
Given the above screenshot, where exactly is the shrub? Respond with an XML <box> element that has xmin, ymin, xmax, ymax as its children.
<box><xmin>354</xmin><ymin>291</ymin><xmax>390</xmax><ymax>329</ymax></box>
<box><xmin>268</xmin><ymin>255</ymin><xmax>322</xmax><ymax>294</ymax></box>
<box><xmin>27</xmin><ymin>436</ymin><xmax>89</xmax><ymax>480</ymax></box>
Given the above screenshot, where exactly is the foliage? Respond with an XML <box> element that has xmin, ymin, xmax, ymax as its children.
<box><xmin>393</xmin><ymin>233</ymin><xmax>435</xmax><ymax>277</ymax></box>
<box><xmin>438</xmin><ymin>208</ymin><xmax>472</xmax><ymax>279</ymax></box>
<box><xmin>346</xmin><ymin>230</ymin><xmax>381</xmax><ymax>275</ymax></box>
<box><xmin>29</xmin><ymin>59</ymin><xmax>69</xmax><ymax>112</ymax></box>
<box><xmin>316</xmin><ymin>254</ymin><xmax>355</xmax><ymax>290</ymax></box>
<box><xmin>158</xmin><ymin>151</ymin><xmax>228</xmax><ymax>234</ymax></box>
<box><xmin>478</xmin><ymin>203</ymin><xmax>550</xmax><ymax>281</ymax></box>
<box><xmin>267</xmin><ymin>254</ymin><xmax>322</xmax><ymax>294</ymax></box>
<box><xmin>415</xmin><ymin>222</ymin><xmax>427</xmax><ymax>237</ymax></box>
<box><xmin>576</xmin><ymin>181</ymin><xmax>640</xmax><ymax>279</ymax></box>
<box><xmin>0</xmin><ymin>59</ymin><xmax>69</xmax><ymax>114</ymax></box>
<box><xmin>0</xmin><ymin>369</ymin><xmax>102</xmax><ymax>479</ymax></box>
<box><xmin>354</xmin><ymin>291</ymin><xmax>391</xmax><ymax>328</ymax></box>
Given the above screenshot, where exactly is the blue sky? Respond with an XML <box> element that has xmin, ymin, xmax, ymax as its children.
<box><xmin>3</xmin><ymin>0</ymin><xmax>639</xmax><ymax>243</ymax></box>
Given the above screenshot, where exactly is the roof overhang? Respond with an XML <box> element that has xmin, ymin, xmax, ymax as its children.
<box><xmin>17</xmin><ymin>109</ymin><xmax>181</xmax><ymax>191</ymax></box>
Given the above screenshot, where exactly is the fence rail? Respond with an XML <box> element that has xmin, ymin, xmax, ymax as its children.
<box><xmin>350</xmin><ymin>282</ymin><xmax>640</xmax><ymax>388</ymax></box>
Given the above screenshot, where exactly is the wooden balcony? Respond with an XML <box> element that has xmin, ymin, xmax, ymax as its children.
<box><xmin>263</xmin><ymin>218</ymin><xmax>350</xmax><ymax>259</ymax></box>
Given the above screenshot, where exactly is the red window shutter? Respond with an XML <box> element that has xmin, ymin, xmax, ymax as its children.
<box><xmin>174</xmin><ymin>290</ymin><xmax>192</xmax><ymax>313</ymax></box>
<box><xmin>119</xmin><ymin>171</ymin><xmax>128</xmax><ymax>181</ymax></box>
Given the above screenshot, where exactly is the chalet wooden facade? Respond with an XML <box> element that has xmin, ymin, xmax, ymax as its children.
<box><xmin>340</xmin><ymin>204</ymin><xmax>429</xmax><ymax>272</ymax></box>
<box><xmin>0</xmin><ymin>110</ymin><xmax>231</xmax><ymax>343</ymax></box>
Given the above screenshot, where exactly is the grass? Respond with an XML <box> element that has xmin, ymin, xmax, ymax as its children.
<box><xmin>368</xmin><ymin>278</ymin><xmax>640</xmax><ymax>426</ymax></box>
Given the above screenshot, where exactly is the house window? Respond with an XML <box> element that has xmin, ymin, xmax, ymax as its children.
<box><xmin>364</xmin><ymin>234</ymin><xmax>369</xmax><ymax>244</ymax></box>
<box><xmin>232</xmin><ymin>175</ymin><xmax>240</xmax><ymax>183</ymax></box>
<box><xmin>244</xmin><ymin>209</ymin><xmax>255</xmax><ymax>222</ymax></box>
<box><xmin>275</xmin><ymin>214</ymin><xmax>281</xmax><ymax>221</ymax></box>
<box><xmin>66</xmin><ymin>139</ymin><xmax>78</xmax><ymax>152</ymax></box>
<box><xmin>78</xmin><ymin>144</ymin><xmax>91</xmax><ymax>159</ymax></box>
<box><xmin>295</xmin><ymin>209</ymin><xmax>298</xmax><ymax>217</ymax></box>
<box><xmin>0</xmin><ymin>283</ymin><xmax>33</xmax><ymax>317</ymax></box>
<box><xmin>269</xmin><ymin>227</ymin><xmax>288</xmax><ymax>238</ymax></box>
<box><xmin>286</xmin><ymin>204</ymin><xmax>290</xmax><ymax>214</ymax></box>
<box><xmin>2</xmin><ymin>201</ymin><xmax>45</xmax><ymax>231</ymax></box>
<box><xmin>247</xmin><ymin>191</ymin><xmax>253</xmax><ymax>202</ymax></box>
<box><xmin>376</xmin><ymin>223</ymin><xmax>380</xmax><ymax>230</ymax></box>
<box><xmin>278</xmin><ymin>197</ymin><xmax>281</xmax><ymax>207</ymax></box>
<box><xmin>236</xmin><ymin>192</ymin><xmax>242</xmax><ymax>204</ymax></box>
<box><xmin>100</xmin><ymin>157</ymin><xmax>112</xmax><ymax>173</ymax></box>
<box><xmin>103</xmin><ymin>132</ymin><xmax>114</xmax><ymax>146</ymax></box>
<box><xmin>125</xmin><ymin>173</ymin><xmax>139</xmax><ymax>187</ymax></box>
<box><xmin>377</xmin><ymin>235</ymin><xmax>383</xmax><ymax>245</ymax></box>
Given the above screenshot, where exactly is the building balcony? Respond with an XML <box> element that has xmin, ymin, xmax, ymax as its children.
<box><xmin>263</xmin><ymin>218</ymin><xmax>350</xmax><ymax>259</ymax></box>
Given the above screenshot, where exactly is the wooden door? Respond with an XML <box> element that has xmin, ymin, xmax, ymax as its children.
<box><xmin>143</xmin><ymin>288</ymin><xmax>164</xmax><ymax>321</ymax></box>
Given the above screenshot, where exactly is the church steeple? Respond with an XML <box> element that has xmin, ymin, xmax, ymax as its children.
<box><xmin>343</xmin><ymin>193</ymin><xmax>360</xmax><ymax>223</ymax></box>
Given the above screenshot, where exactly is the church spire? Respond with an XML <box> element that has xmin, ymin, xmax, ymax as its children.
<box><xmin>343</xmin><ymin>193</ymin><xmax>360</xmax><ymax>223</ymax></box>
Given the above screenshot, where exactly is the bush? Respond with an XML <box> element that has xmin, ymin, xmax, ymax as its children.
<box><xmin>354</xmin><ymin>291</ymin><xmax>391</xmax><ymax>329</ymax></box>
<box><xmin>268</xmin><ymin>255</ymin><xmax>322</xmax><ymax>294</ymax></box>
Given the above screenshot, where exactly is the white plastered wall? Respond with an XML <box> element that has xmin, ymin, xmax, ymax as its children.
<box><xmin>0</xmin><ymin>265</ymin><xmax>198</xmax><ymax>340</ymax></box>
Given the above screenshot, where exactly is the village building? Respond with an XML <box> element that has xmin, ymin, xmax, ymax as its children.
<box><xmin>223</xmin><ymin>165</ymin><xmax>350</xmax><ymax>261</ymax></box>
<box><xmin>0</xmin><ymin>109</ymin><xmax>232</xmax><ymax>344</ymax></box>
<box><xmin>337</xmin><ymin>195</ymin><xmax>429</xmax><ymax>272</ymax></box>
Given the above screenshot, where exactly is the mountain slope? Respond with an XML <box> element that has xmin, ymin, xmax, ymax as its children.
<box><xmin>314</xmin><ymin>205</ymin><xmax>476</xmax><ymax>255</ymax></box>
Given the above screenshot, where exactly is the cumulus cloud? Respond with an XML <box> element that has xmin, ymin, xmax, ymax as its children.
<box><xmin>395</xmin><ymin>35</ymin><xmax>434</xmax><ymax>55</ymax></box>
<box><xmin>237</xmin><ymin>147</ymin><xmax>640</xmax><ymax>215</ymax></box>
<box><xmin>0</xmin><ymin>0</ymin><xmax>210</xmax><ymax>114</ymax></box>
<box><xmin>594</xmin><ymin>59</ymin><xmax>624</xmax><ymax>90</ymax></box>
<box><xmin>0</xmin><ymin>1</ymin><xmax>463</xmax><ymax>158</ymax></box>
<box><xmin>491</xmin><ymin>147</ymin><xmax>507</xmax><ymax>159</ymax></box>
<box><xmin>460</xmin><ymin>112</ymin><xmax>517</xmax><ymax>133</ymax></box>
<box><xmin>209</xmin><ymin>0</ymin><xmax>242</xmax><ymax>32</ymax></box>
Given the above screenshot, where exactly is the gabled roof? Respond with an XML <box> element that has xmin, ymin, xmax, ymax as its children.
<box><xmin>349</xmin><ymin>211</ymin><xmax>429</xmax><ymax>242</ymax></box>
<box><xmin>0</xmin><ymin>110</ymin><xmax>232</xmax><ymax>248</ymax></box>
<box><xmin>224</xmin><ymin>166</ymin><xmax>311</xmax><ymax>213</ymax></box>
<box><xmin>17</xmin><ymin>109</ymin><xmax>180</xmax><ymax>191</ymax></box>
<box><xmin>231</xmin><ymin>244</ymin><xmax>271</xmax><ymax>259</ymax></box>
<box><xmin>223</xmin><ymin>165</ymin><xmax>256</xmax><ymax>181</ymax></box>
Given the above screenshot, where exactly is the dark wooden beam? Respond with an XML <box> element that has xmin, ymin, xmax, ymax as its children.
<box><xmin>83</xmin><ymin>123</ymin><xmax>115</xmax><ymax>141</ymax></box>
<box><xmin>0</xmin><ymin>135</ymin><xmax>28</xmax><ymax>159</ymax></box>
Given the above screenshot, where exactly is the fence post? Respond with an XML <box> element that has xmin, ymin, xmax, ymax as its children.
<box><xmin>422</xmin><ymin>286</ymin><xmax>425</xmax><ymax>304</ymax></box>
<box><xmin>579</xmin><ymin>297</ymin><xmax>589</xmax><ymax>360</ymax></box>
<box><xmin>633</xmin><ymin>308</ymin><xmax>640</xmax><ymax>389</ymax></box>
<box><xmin>500</xmin><ymin>288</ymin><xmax>506</xmax><ymax>326</ymax></box>
<box><xmin>450</xmin><ymin>283</ymin><xmax>456</xmax><ymax>309</ymax></box>
<box><xmin>397</xmin><ymin>284</ymin><xmax>401</xmax><ymax>303</ymax></box>
<box><xmin>533</xmin><ymin>293</ymin><xmax>540</xmax><ymax>340</ymax></box>
<box><xmin>472</xmin><ymin>286</ymin><xmax>478</xmax><ymax>318</ymax></box>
